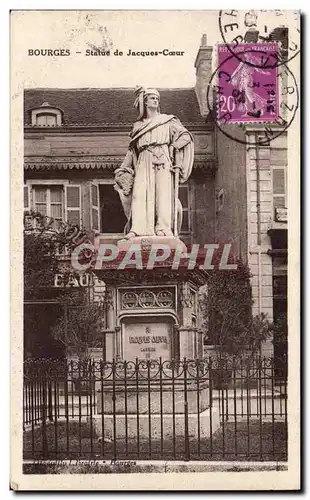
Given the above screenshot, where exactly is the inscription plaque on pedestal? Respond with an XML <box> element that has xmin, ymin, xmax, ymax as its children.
<box><xmin>123</xmin><ymin>321</ymin><xmax>172</xmax><ymax>361</ymax></box>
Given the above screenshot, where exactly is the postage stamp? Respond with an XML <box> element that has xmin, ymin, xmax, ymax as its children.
<box><xmin>207</xmin><ymin>41</ymin><xmax>299</xmax><ymax>146</ymax></box>
<box><xmin>217</xmin><ymin>43</ymin><xmax>279</xmax><ymax>123</ymax></box>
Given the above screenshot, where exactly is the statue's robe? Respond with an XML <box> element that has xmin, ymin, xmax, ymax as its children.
<box><xmin>115</xmin><ymin>113</ymin><xmax>194</xmax><ymax>237</ymax></box>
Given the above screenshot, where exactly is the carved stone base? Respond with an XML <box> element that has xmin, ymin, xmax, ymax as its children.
<box><xmin>93</xmin><ymin>407</ymin><xmax>220</xmax><ymax>440</ymax></box>
<box><xmin>117</xmin><ymin>235</ymin><xmax>187</xmax><ymax>253</ymax></box>
<box><xmin>96</xmin><ymin>382</ymin><xmax>210</xmax><ymax>414</ymax></box>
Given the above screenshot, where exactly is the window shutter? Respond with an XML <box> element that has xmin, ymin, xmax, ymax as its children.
<box><xmin>24</xmin><ymin>185</ymin><xmax>30</xmax><ymax>211</ymax></box>
<box><xmin>65</xmin><ymin>185</ymin><xmax>81</xmax><ymax>227</ymax></box>
<box><xmin>273</xmin><ymin>168</ymin><xmax>286</xmax><ymax>209</ymax></box>
<box><xmin>91</xmin><ymin>183</ymin><xmax>100</xmax><ymax>231</ymax></box>
<box><xmin>34</xmin><ymin>186</ymin><xmax>47</xmax><ymax>215</ymax></box>
<box><xmin>273</xmin><ymin>169</ymin><xmax>285</xmax><ymax>195</ymax></box>
<box><xmin>273</xmin><ymin>196</ymin><xmax>286</xmax><ymax>208</ymax></box>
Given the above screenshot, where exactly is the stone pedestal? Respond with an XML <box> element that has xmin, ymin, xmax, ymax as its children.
<box><xmin>90</xmin><ymin>248</ymin><xmax>214</xmax><ymax>442</ymax></box>
<box><xmin>93</xmin><ymin>376</ymin><xmax>220</xmax><ymax>441</ymax></box>
<box><xmin>116</xmin><ymin>235</ymin><xmax>186</xmax><ymax>253</ymax></box>
<box><xmin>93</xmin><ymin>255</ymin><xmax>208</xmax><ymax>363</ymax></box>
<box><xmin>93</xmin><ymin>407</ymin><xmax>220</xmax><ymax>440</ymax></box>
<box><xmin>96</xmin><ymin>381</ymin><xmax>210</xmax><ymax>415</ymax></box>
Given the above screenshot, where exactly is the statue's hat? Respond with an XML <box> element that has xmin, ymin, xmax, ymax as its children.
<box><xmin>134</xmin><ymin>86</ymin><xmax>160</xmax><ymax>119</ymax></box>
<box><xmin>143</xmin><ymin>88</ymin><xmax>160</xmax><ymax>98</ymax></box>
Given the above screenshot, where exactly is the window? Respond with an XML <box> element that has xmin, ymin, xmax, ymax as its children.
<box><xmin>272</xmin><ymin>167</ymin><xmax>286</xmax><ymax>209</ymax></box>
<box><xmin>179</xmin><ymin>184</ymin><xmax>190</xmax><ymax>234</ymax></box>
<box><xmin>273</xmin><ymin>275</ymin><xmax>287</xmax><ymax>299</ymax></box>
<box><xmin>86</xmin><ymin>181</ymin><xmax>191</xmax><ymax>236</ymax></box>
<box><xmin>99</xmin><ymin>184</ymin><xmax>127</xmax><ymax>234</ymax></box>
<box><xmin>36</xmin><ymin>113</ymin><xmax>57</xmax><ymax>126</ymax></box>
<box><xmin>31</xmin><ymin>102</ymin><xmax>63</xmax><ymax>126</ymax></box>
<box><xmin>33</xmin><ymin>186</ymin><xmax>63</xmax><ymax>222</ymax></box>
<box><xmin>28</xmin><ymin>184</ymin><xmax>81</xmax><ymax>228</ymax></box>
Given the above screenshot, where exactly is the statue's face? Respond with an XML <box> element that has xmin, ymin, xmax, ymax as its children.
<box><xmin>145</xmin><ymin>94</ymin><xmax>159</xmax><ymax>111</ymax></box>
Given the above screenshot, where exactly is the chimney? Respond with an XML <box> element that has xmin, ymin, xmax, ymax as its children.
<box><xmin>268</xmin><ymin>26</ymin><xmax>288</xmax><ymax>60</ymax></box>
<box><xmin>194</xmin><ymin>34</ymin><xmax>213</xmax><ymax>117</ymax></box>
<box><xmin>244</xmin><ymin>29</ymin><xmax>259</xmax><ymax>43</ymax></box>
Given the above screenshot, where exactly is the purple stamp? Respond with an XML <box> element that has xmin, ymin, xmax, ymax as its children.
<box><xmin>217</xmin><ymin>43</ymin><xmax>279</xmax><ymax>123</ymax></box>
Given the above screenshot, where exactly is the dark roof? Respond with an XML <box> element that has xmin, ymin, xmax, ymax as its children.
<box><xmin>24</xmin><ymin>88</ymin><xmax>205</xmax><ymax>126</ymax></box>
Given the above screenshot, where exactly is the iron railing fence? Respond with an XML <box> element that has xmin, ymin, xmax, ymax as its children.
<box><xmin>23</xmin><ymin>356</ymin><xmax>287</xmax><ymax>462</ymax></box>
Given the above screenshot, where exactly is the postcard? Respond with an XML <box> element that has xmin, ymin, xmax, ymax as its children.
<box><xmin>10</xmin><ymin>9</ymin><xmax>300</xmax><ymax>491</ymax></box>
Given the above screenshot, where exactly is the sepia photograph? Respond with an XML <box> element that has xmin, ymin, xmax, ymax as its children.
<box><xmin>10</xmin><ymin>9</ymin><xmax>300</xmax><ymax>490</ymax></box>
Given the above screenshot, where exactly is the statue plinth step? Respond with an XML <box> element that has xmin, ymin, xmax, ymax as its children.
<box><xmin>117</xmin><ymin>235</ymin><xmax>186</xmax><ymax>253</ymax></box>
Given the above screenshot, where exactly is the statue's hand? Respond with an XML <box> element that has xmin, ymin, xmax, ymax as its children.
<box><xmin>170</xmin><ymin>164</ymin><xmax>181</xmax><ymax>174</ymax></box>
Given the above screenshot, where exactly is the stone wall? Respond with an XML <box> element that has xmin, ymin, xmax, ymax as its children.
<box><xmin>214</xmin><ymin>125</ymin><xmax>248</xmax><ymax>262</ymax></box>
<box><xmin>246</xmin><ymin>132</ymin><xmax>287</xmax><ymax>320</ymax></box>
<box><xmin>192</xmin><ymin>174</ymin><xmax>215</xmax><ymax>245</ymax></box>
<box><xmin>246</xmin><ymin>131</ymin><xmax>288</xmax><ymax>357</ymax></box>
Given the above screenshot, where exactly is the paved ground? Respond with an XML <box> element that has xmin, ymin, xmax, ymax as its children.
<box><xmin>23</xmin><ymin>420</ymin><xmax>287</xmax><ymax>462</ymax></box>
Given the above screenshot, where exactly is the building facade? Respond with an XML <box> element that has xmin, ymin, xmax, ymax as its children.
<box><xmin>24</xmin><ymin>35</ymin><xmax>287</xmax><ymax>361</ymax></box>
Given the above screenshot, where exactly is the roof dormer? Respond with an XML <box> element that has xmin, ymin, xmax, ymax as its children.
<box><xmin>30</xmin><ymin>102</ymin><xmax>63</xmax><ymax>126</ymax></box>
